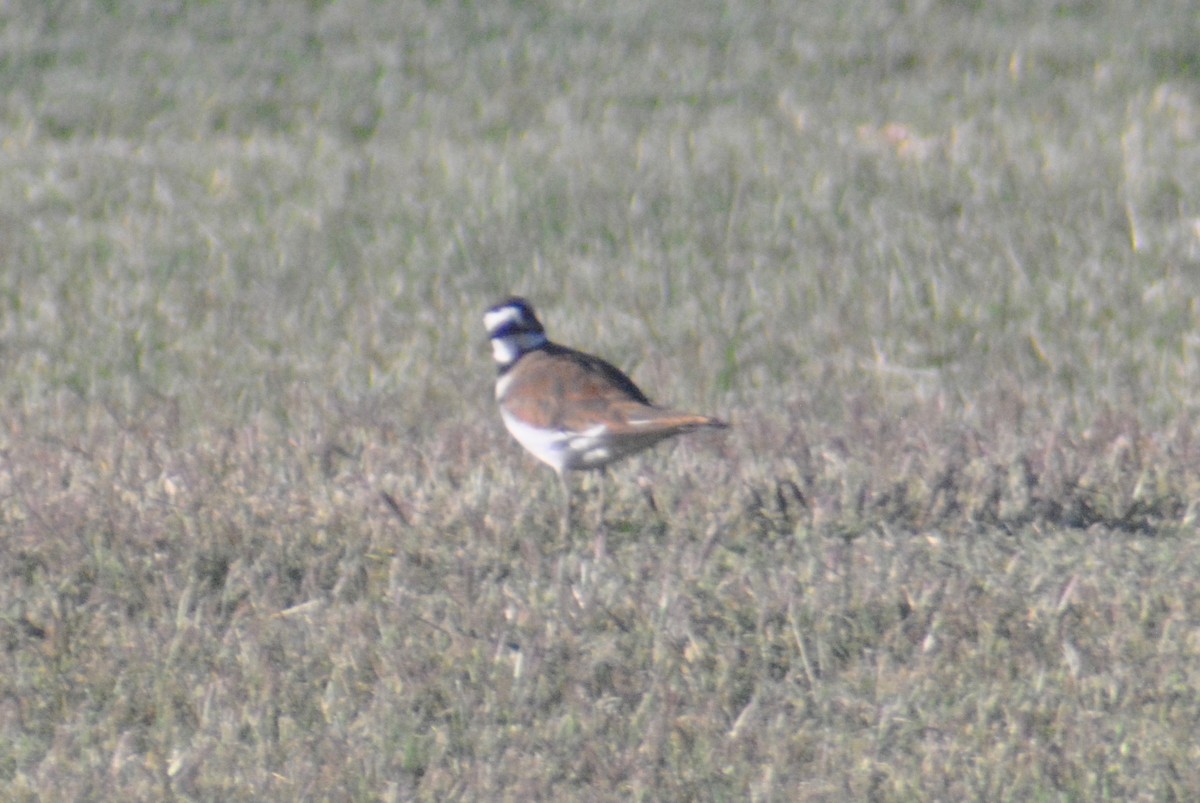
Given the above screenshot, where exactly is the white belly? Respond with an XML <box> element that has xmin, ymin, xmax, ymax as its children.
<box><xmin>500</xmin><ymin>409</ymin><xmax>616</xmax><ymax>472</ymax></box>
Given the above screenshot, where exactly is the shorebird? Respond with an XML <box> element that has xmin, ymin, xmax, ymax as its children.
<box><xmin>484</xmin><ymin>296</ymin><xmax>728</xmax><ymax>535</ymax></box>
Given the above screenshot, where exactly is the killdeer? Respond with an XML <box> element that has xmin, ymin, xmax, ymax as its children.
<box><xmin>484</xmin><ymin>296</ymin><xmax>728</xmax><ymax>534</ymax></box>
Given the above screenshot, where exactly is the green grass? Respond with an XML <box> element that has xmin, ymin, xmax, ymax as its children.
<box><xmin>3</xmin><ymin>0</ymin><xmax>1200</xmax><ymax>798</ymax></box>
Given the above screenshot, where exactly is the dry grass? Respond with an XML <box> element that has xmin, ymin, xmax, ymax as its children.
<box><xmin>6</xmin><ymin>391</ymin><xmax>1200</xmax><ymax>799</ymax></box>
<box><xmin>4</xmin><ymin>0</ymin><xmax>1200</xmax><ymax>799</ymax></box>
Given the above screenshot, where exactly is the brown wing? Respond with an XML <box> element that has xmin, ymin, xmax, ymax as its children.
<box><xmin>544</xmin><ymin>343</ymin><xmax>653</xmax><ymax>405</ymax></box>
<box><xmin>501</xmin><ymin>345</ymin><xmax>727</xmax><ymax>436</ymax></box>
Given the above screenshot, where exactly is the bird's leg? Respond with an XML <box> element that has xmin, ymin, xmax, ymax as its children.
<box><xmin>592</xmin><ymin>468</ymin><xmax>608</xmax><ymax>562</ymax></box>
<box><xmin>557</xmin><ymin>469</ymin><xmax>572</xmax><ymax>539</ymax></box>
<box><xmin>637</xmin><ymin>474</ymin><xmax>666</xmax><ymax>535</ymax></box>
<box><xmin>596</xmin><ymin>467</ymin><xmax>607</xmax><ymax>527</ymax></box>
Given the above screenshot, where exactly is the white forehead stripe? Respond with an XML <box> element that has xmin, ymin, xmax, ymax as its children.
<box><xmin>484</xmin><ymin>305</ymin><xmax>525</xmax><ymax>334</ymax></box>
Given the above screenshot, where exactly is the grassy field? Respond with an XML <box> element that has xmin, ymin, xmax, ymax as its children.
<box><xmin>3</xmin><ymin>0</ymin><xmax>1200</xmax><ymax>798</ymax></box>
